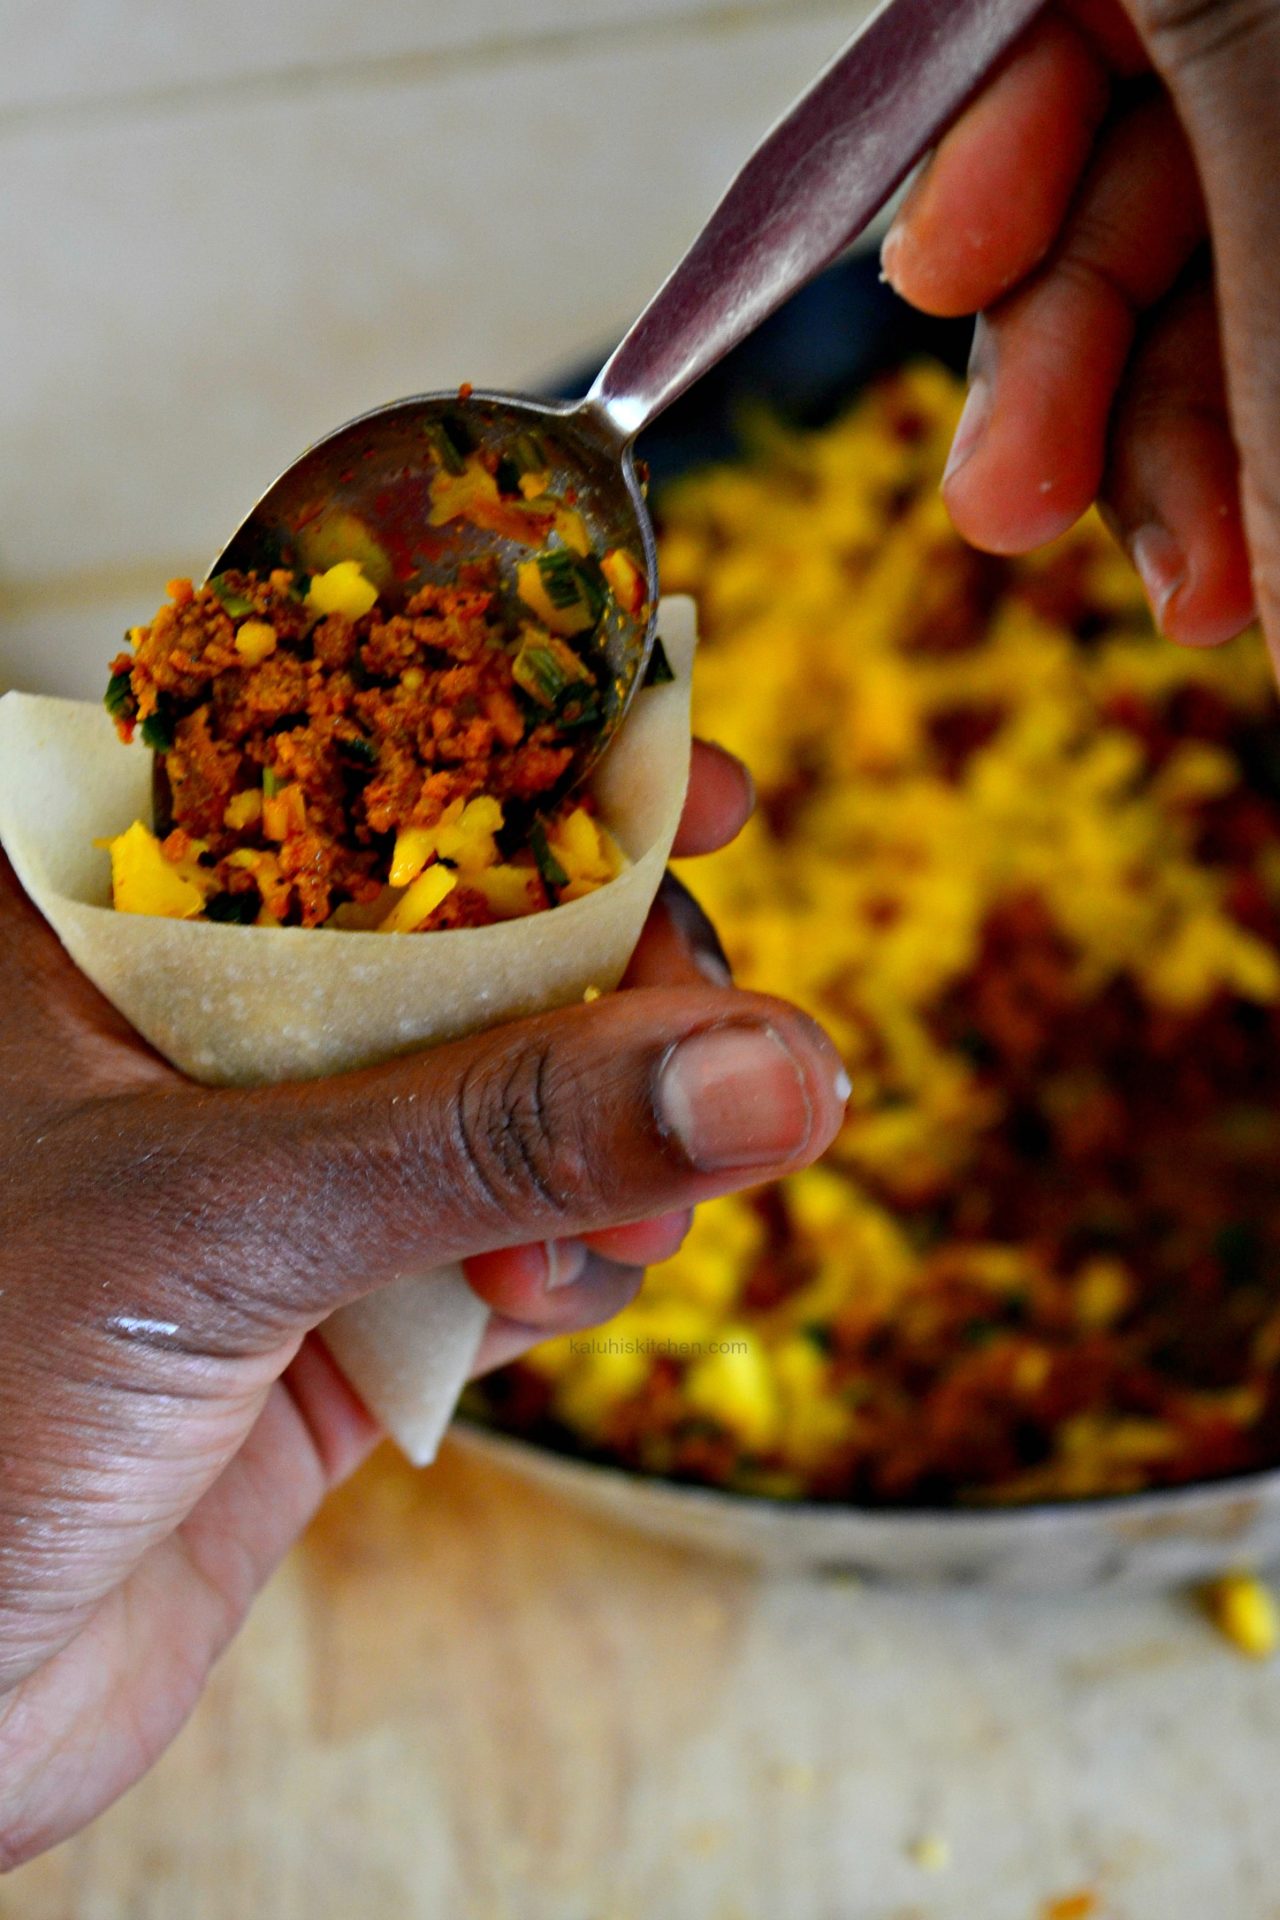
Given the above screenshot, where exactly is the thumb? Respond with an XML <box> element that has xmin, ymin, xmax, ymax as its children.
<box><xmin>105</xmin><ymin>988</ymin><xmax>848</xmax><ymax>1342</ymax></box>
<box><xmin>1128</xmin><ymin>0</ymin><xmax>1280</xmax><ymax>669</ymax></box>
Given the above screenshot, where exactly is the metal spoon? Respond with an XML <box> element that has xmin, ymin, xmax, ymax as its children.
<box><xmin>209</xmin><ymin>0</ymin><xmax>1044</xmax><ymax>785</ymax></box>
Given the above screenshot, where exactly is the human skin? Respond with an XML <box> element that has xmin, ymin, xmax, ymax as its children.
<box><xmin>0</xmin><ymin>736</ymin><xmax>848</xmax><ymax>1865</ymax></box>
<box><xmin>881</xmin><ymin>0</ymin><xmax>1280</xmax><ymax>674</ymax></box>
<box><xmin>11</xmin><ymin>0</ymin><xmax>1280</xmax><ymax>1860</ymax></box>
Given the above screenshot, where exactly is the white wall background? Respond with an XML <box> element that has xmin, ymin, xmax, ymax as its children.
<box><xmin>0</xmin><ymin>0</ymin><xmax>871</xmax><ymax>696</ymax></box>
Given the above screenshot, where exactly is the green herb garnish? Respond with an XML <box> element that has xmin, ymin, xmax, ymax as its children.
<box><xmin>553</xmin><ymin>689</ymin><xmax>604</xmax><ymax>732</ymax></box>
<box><xmin>510</xmin><ymin>430</ymin><xmax>547</xmax><ymax>475</ymax></box>
<box><xmin>424</xmin><ymin>415</ymin><xmax>474</xmax><ymax>475</ymax></box>
<box><xmin>205</xmin><ymin>890</ymin><xmax>260</xmax><ymax>925</ymax></box>
<box><xmin>262</xmin><ymin>767</ymin><xmax>283</xmax><ymax>797</ymax></box>
<box><xmin>140</xmin><ymin>703</ymin><xmax>175</xmax><ymax>752</ymax></box>
<box><xmin>536</xmin><ymin>549</ymin><xmax>606</xmax><ymax>625</ymax></box>
<box><xmin>512</xmin><ymin>633</ymin><xmax>592</xmax><ymax>708</ymax></box>
<box><xmin>104</xmin><ymin>669</ymin><xmax>134</xmax><ymax>721</ymax></box>
<box><xmin>642</xmin><ymin>636</ymin><xmax>675</xmax><ymax>687</ymax></box>
<box><xmin>337</xmin><ymin>732</ymin><xmax>378</xmax><ymax>767</ymax></box>
<box><xmin>530</xmin><ymin>821</ymin><xmax>568</xmax><ymax>899</ymax></box>
<box><xmin>208</xmin><ymin>573</ymin><xmax>255</xmax><ymax>618</ymax></box>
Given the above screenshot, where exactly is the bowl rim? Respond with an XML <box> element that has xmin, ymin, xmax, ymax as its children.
<box><xmin>453</xmin><ymin>1412</ymin><xmax>1280</xmax><ymax>1528</ymax></box>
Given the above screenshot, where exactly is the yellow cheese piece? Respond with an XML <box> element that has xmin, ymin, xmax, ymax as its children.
<box><xmin>601</xmin><ymin>546</ymin><xmax>647</xmax><ymax>616</ymax></box>
<box><xmin>516</xmin><ymin>558</ymin><xmax>595</xmax><ymax>637</ymax></box>
<box><xmin>683</xmin><ymin>1330</ymin><xmax>780</xmax><ymax>1452</ymax></box>
<box><xmin>389</xmin><ymin>825</ymin><xmax>436</xmax><ymax>889</ymax></box>
<box><xmin>390</xmin><ymin>797</ymin><xmax>504</xmax><ymax>889</ymax></box>
<box><xmin>469</xmin><ymin>864</ymin><xmax>540</xmax><ymax>920</ymax></box>
<box><xmin>1204</xmin><ymin>1573</ymin><xmax>1280</xmax><ymax>1659</ymax></box>
<box><xmin>262</xmin><ymin>783</ymin><xmax>306</xmax><ymax>843</ymax></box>
<box><xmin>379</xmin><ymin>864</ymin><xmax>458</xmax><ymax>933</ymax></box>
<box><xmin>306</xmin><ymin>560</ymin><xmax>378</xmax><ymax>621</ymax></box>
<box><xmin>101</xmin><ymin>820</ymin><xmax>206</xmax><ymax>920</ymax></box>
<box><xmin>223</xmin><ymin>789</ymin><xmax>263</xmax><ymax>831</ymax></box>
<box><xmin>234</xmin><ymin>620</ymin><xmax>278</xmax><ymax>665</ymax></box>
<box><xmin>549</xmin><ymin>806</ymin><xmax>624</xmax><ymax>902</ymax></box>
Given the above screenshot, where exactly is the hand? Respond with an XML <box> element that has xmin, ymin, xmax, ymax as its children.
<box><xmin>462</xmin><ymin>736</ymin><xmax>763</xmax><ymax>1369</ymax></box>
<box><xmin>881</xmin><ymin>0</ymin><xmax>1280</xmax><ymax>669</ymax></box>
<box><xmin>0</xmin><ymin>737</ymin><xmax>847</xmax><ymax>1865</ymax></box>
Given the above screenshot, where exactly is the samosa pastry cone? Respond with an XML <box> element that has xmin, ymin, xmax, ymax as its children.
<box><xmin>0</xmin><ymin>596</ymin><xmax>696</xmax><ymax>1462</ymax></box>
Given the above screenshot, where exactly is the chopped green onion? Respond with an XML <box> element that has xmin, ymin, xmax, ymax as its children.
<box><xmin>494</xmin><ymin>456</ymin><xmax>522</xmax><ymax>497</ymax></box>
<box><xmin>424</xmin><ymin>415</ymin><xmax>474</xmax><ymax>474</ymax></box>
<box><xmin>140</xmin><ymin>705</ymin><xmax>174</xmax><ymax>752</ymax></box>
<box><xmin>642</xmin><ymin>636</ymin><xmax>675</xmax><ymax>687</ymax></box>
<box><xmin>536</xmin><ymin>549</ymin><xmax>584</xmax><ymax>610</ymax></box>
<box><xmin>512</xmin><ymin>633</ymin><xmax>591</xmax><ymax>708</ymax></box>
<box><xmin>442</xmin><ymin>413</ymin><xmax>473</xmax><ymax>456</ymax></box>
<box><xmin>575</xmin><ymin>552</ymin><xmax>608</xmax><ymax>621</ymax></box>
<box><xmin>537</xmin><ymin>548</ymin><xmax>604</xmax><ymax>621</ymax></box>
<box><xmin>208</xmin><ymin>574</ymin><xmax>255</xmax><ymax>618</ymax></box>
<box><xmin>423</xmin><ymin>423</ymin><xmax>465</xmax><ymax>475</ymax></box>
<box><xmin>510</xmin><ymin>430</ymin><xmax>548</xmax><ymax>475</ymax></box>
<box><xmin>262</xmin><ymin>767</ymin><xmax>283</xmax><ymax>797</ymax></box>
<box><xmin>530</xmin><ymin>820</ymin><xmax>568</xmax><ymax>898</ymax></box>
<box><xmin>205</xmin><ymin>890</ymin><xmax>260</xmax><ymax>925</ymax></box>
<box><xmin>554</xmin><ymin>690</ymin><xmax>604</xmax><ymax>732</ymax></box>
<box><xmin>104</xmin><ymin>669</ymin><xmax>134</xmax><ymax>721</ymax></box>
<box><xmin>338</xmin><ymin>732</ymin><xmax>378</xmax><ymax>767</ymax></box>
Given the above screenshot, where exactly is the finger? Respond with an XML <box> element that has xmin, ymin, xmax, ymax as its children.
<box><xmin>465</xmin><ymin>1236</ymin><xmax>591</xmax><ymax>1320</ymax></box>
<box><xmin>280</xmin><ymin>1330</ymin><xmax>384</xmax><ymax>1481</ymax></box>
<box><xmin>581</xmin><ymin>1209</ymin><xmax>693</xmax><ymax>1265</ymax></box>
<box><xmin>469</xmin><ymin>1253</ymin><xmax>647</xmax><ymax>1375</ymax></box>
<box><xmin>943</xmin><ymin>92</ymin><xmax>1206</xmax><ymax>553</ymax></box>
<box><xmin>881</xmin><ymin>13</ymin><xmax>1111</xmax><ymax>318</ymax></box>
<box><xmin>0</xmin><ymin>1342</ymin><xmax>382</xmax><ymax>1865</ymax></box>
<box><xmin>463</xmin><ymin>1209</ymin><xmax>693</xmax><ymax>1326</ymax></box>
<box><xmin>1064</xmin><ymin>0</ymin><xmax>1150</xmax><ymax>68</ymax></box>
<box><xmin>0</xmin><ymin>851</ymin><xmax>176</xmax><ymax>1102</ymax></box>
<box><xmin>671</xmin><ymin>739</ymin><xmax>756</xmax><ymax>857</ymax></box>
<box><xmin>1129</xmin><ymin>0</ymin><xmax>1280</xmax><ymax>671</ymax></box>
<box><xmin>100</xmin><ymin>988</ymin><xmax>847</xmax><ymax>1342</ymax></box>
<box><xmin>1102</xmin><ymin>276</ymin><xmax>1256</xmax><ymax>646</ymax></box>
<box><xmin>622</xmin><ymin>871</ymin><xmax>733</xmax><ymax>989</ymax></box>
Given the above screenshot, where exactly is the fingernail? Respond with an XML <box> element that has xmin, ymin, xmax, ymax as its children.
<box><xmin>880</xmin><ymin>218</ymin><xmax>906</xmax><ymax>289</ymax></box>
<box><xmin>1130</xmin><ymin>524</ymin><xmax>1185</xmax><ymax>630</ymax></box>
<box><xmin>656</xmin><ymin>1022</ymin><xmax>814</xmax><ymax>1171</ymax></box>
<box><xmin>543</xmin><ymin>1239</ymin><xmax>589</xmax><ymax>1291</ymax></box>
<box><xmin>695</xmin><ymin>948</ymin><xmax>734</xmax><ymax>988</ymax></box>
<box><xmin>943</xmin><ymin>374</ymin><xmax>991</xmax><ymax>486</ymax></box>
<box><xmin>880</xmin><ymin>157</ymin><xmax>931</xmax><ymax>290</ymax></box>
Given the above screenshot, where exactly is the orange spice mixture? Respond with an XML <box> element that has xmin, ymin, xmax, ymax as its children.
<box><xmin>103</xmin><ymin>556</ymin><xmax>629</xmax><ymax>932</ymax></box>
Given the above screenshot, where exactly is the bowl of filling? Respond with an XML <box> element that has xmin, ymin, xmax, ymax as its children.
<box><xmin>457</xmin><ymin>254</ymin><xmax>1280</xmax><ymax>1587</ymax></box>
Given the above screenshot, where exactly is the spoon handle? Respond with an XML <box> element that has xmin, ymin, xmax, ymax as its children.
<box><xmin>587</xmin><ymin>0</ymin><xmax>1045</xmax><ymax>441</ymax></box>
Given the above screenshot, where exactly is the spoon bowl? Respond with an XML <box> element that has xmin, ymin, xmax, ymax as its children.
<box><xmin>209</xmin><ymin>391</ymin><xmax>656</xmax><ymax>786</ymax></box>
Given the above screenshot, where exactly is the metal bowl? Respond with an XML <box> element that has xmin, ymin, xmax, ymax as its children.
<box><xmin>450</xmin><ymin>1422</ymin><xmax>1280</xmax><ymax>1589</ymax></box>
<box><xmin>456</xmin><ymin>253</ymin><xmax>1280</xmax><ymax>1587</ymax></box>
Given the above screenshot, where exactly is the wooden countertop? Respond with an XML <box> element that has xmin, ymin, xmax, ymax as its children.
<box><xmin>9</xmin><ymin>1439</ymin><xmax>1280</xmax><ymax>1920</ymax></box>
